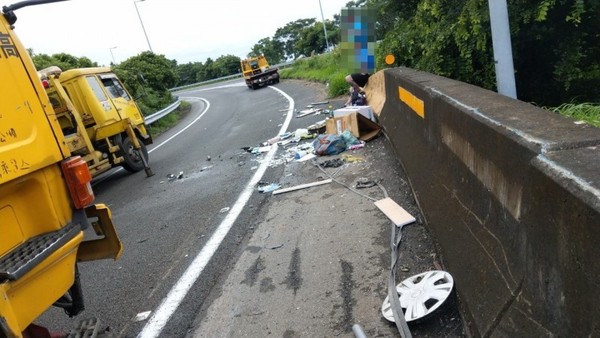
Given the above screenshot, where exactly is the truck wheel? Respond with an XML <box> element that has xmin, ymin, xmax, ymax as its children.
<box><xmin>252</xmin><ymin>83</ymin><xmax>258</xmax><ymax>90</ymax></box>
<box><xmin>115</xmin><ymin>135</ymin><xmax>149</xmax><ymax>172</ymax></box>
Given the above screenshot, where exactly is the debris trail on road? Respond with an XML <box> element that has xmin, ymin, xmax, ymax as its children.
<box><xmin>137</xmin><ymin>87</ymin><xmax>295</xmax><ymax>338</ymax></box>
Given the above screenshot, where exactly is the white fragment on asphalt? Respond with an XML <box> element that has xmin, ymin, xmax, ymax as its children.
<box><xmin>134</xmin><ymin>311</ymin><xmax>152</xmax><ymax>322</ymax></box>
<box><xmin>219</xmin><ymin>207</ymin><xmax>230</xmax><ymax>213</ymax></box>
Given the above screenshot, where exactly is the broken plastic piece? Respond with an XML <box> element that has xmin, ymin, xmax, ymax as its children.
<box><xmin>258</xmin><ymin>183</ymin><xmax>281</xmax><ymax>193</ymax></box>
<box><xmin>342</xmin><ymin>154</ymin><xmax>365</xmax><ymax>163</ymax></box>
<box><xmin>374</xmin><ymin>198</ymin><xmax>416</xmax><ymax>227</ymax></box>
<box><xmin>272</xmin><ymin>179</ymin><xmax>332</xmax><ymax>195</ymax></box>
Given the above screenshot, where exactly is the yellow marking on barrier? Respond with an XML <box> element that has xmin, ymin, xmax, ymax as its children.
<box><xmin>399</xmin><ymin>87</ymin><xmax>425</xmax><ymax>118</ymax></box>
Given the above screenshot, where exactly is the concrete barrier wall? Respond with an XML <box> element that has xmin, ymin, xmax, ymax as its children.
<box><xmin>377</xmin><ymin>67</ymin><xmax>600</xmax><ymax>337</ymax></box>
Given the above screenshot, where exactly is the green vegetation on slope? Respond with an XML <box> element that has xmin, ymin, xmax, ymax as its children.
<box><xmin>148</xmin><ymin>101</ymin><xmax>191</xmax><ymax>137</ymax></box>
<box><xmin>280</xmin><ymin>50</ymin><xmax>350</xmax><ymax>98</ymax></box>
<box><xmin>549</xmin><ymin>102</ymin><xmax>600</xmax><ymax>128</ymax></box>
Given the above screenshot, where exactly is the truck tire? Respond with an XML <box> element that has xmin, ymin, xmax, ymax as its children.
<box><xmin>251</xmin><ymin>83</ymin><xmax>258</xmax><ymax>90</ymax></box>
<box><xmin>115</xmin><ymin>135</ymin><xmax>149</xmax><ymax>173</ymax></box>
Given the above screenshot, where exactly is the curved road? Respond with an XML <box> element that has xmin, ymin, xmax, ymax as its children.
<box><xmin>41</xmin><ymin>80</ymin><xmax>326</xmax><ymax>337</ymax></box>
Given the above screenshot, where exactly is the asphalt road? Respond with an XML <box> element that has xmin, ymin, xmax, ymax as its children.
<box><xmin>40</xmin><ymin>79</ymin><xmax>465</xmax><ymax>337</ymax></box>
<box><xmin>39</xmin><ymin>79</ymin><xmax>326</xmax><ymax>336</ymax></box>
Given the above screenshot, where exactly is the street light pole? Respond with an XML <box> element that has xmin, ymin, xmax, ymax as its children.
<box><xmin>109</xmin><ymin>46</ymin><xmax>117</xmax><ymax>64</ymax></box>
<box><xmin>488</xmin><ymin>0</ymin><xmax>516</xmax><ymax>99</ymax></box>
<box><xmin>134</xmin><ymin>0</ymin><xmax>153</xmax><ymax>52</ymax></box>
<box><xmin>318</xmin><ymin>0</ymin><xmax>330</xmax><ymax>52</ymax></box>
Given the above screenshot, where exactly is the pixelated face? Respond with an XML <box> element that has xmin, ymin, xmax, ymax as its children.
<box><xmin>340</xmin><ymin>7</ymin><xmax>375</xmax><ymax>73</ymax></box>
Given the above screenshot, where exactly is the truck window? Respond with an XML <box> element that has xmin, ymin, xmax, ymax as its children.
<box><xmin>86</xmin><ymin>76</ymin><xmax>107</xmax><ymax>101</ymax></box>
<box><xmin>101</xmin><ymin>78</ymin><xmax>131</xmax><ymax>101</ymax></box>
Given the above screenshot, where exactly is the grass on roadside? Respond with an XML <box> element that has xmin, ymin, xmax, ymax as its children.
<box><xmin>548</xmin><ymin>102</ymin><xmax>600</xmax><ymax>128</ymax></box>
<box><xmin>280</xmin><ymin>51</ymin><xmax>349</xmax><ymax>98</ymax></box>
<box><xmin>147</xmin><ymin>101</ymin><xmax>191</xmax><ymax>137</ymax></box>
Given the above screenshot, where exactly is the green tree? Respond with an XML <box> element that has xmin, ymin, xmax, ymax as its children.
<box><xmin>30</xmin><ymin>50</ymin><xmax>99</xmax><ymax>71</ymax></box>
<box><xmin>113</xmin><ymin>51</ymin><xmax>176</xmax><ymax>114</ymax></box>
<box><xmin>175</xmin><ymin>61</ymin><xmax>204</xmax><ymax>86</ymax></box>
<box><xmin>372</xmin><ymin>0</ymin><xmax>599</xmax><ymax>105</ymax></box>
<box><xmin>212</xmin><ymin>54</ymin><xmax>242</xmax><ymax>77</ymax></box>
<box><xmin>274</xmin><ymin>18</ymin><xmax>317</xmax><ymax>59</ymax></box>
<box><xmin>197</xmin><ymin>57</ymin><xmax>215</xmax><ymax>81</ymax></box>
<box><xmin>249</xmin><ymin>37</ymin><xmax>285</xmax><ymax>64</ymax></box>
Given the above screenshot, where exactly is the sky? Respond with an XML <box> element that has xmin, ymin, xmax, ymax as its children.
<box><xmin>9</xmin><ymin>0</ymin><xmax>351</xmax><ymax>66</ymax></box>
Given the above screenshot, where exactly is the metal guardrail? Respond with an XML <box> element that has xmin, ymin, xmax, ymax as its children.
<box><xmin>145</xmin><ymin>99</ymin><xmax>181</xmax><ymax>125</ymax></box>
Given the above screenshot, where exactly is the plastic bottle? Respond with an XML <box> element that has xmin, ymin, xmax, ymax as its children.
<box><xmin>295</xmin><ymin>150</ymin><xmax>309</xmax><ymax>159</ymax></box>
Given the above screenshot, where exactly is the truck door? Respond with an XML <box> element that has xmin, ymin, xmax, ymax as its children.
<box><xmin>0</xmin><ymin>31</ymin><xmax>63</xmax><ymax>185</ymax></box>
<box><xmin>98</xmin><ymin>74</ymin><xmax>144</xmax><ymax>125</ymax></box>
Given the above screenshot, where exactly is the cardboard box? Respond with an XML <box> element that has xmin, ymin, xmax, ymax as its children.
<box><xmin>333</xmin><ymin>106</ymin><xmax>376</xmax><ymax>122</ymax></box>
<box><xmin>325</xmin><ymin>112</ymin><xmax>381</xmax><ymax>141</ymax></box>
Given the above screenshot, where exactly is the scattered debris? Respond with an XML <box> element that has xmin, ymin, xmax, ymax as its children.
<box><xmin>348</xmin><ymin>142</ymin><xmax>365</xmax><ymax>150</ymax></box>
<box><xmin>133</xmin><ymin>311</ymin><xmax>152</xmax><ymax>322</ymax></box>
<box><xmin>374</xmin><ymin>198</ymin><xmax>416</xmax><ymax>227</ymax></box>
<box><xmin>296</xmin><ymin>108</ymin><xmax>321</xmax><ymax>118</ymax></box>
<box><xmin>355</xmin><ymin>178</ymin><xmax>377</xmax><ymax>189</ymax></box>
<box><xmin>252</xmin><ymin>146</ymin><xmax>272</xmax><ymax>154</ymax></box>
<box><xmin>320</xmin><ymin>158</ymin><xmax>344</xmax><ymax>168</ymax></box>
<box><xmin>272</xmin><ymin>179</ymin><xmax>332</xmax><ymax>195</ymax></box>
<box><xmin>310</xmin><ymin>101</ymin><xmax>330</xmax><ymax>105</ymax></box>
<box><xmin>296</xmin><ymin>153</ymin><xmax>316</xmax><ymax>162</ymax></box>
<box><xmin>258</xmin><ymin>183</ymin><xmax>281</xmax><ymax>193</ymax></box>
<box><xmin>207</xmin><ymin>155</ymin><xmax>211</xmax><ymax>161</ymax></box>
<box><xmin>166</xmin><ymin>173</ymin><xmax>176</xmax><ymax>181</ymax></box>
<box><xmin>200</xmin><ymin>165</ymin><xmax>213</xmax><ymax>171</ymax></box>
<box><xmin>342</xmin><ymin>154</ymin><xmax>365</xmax><ymax>163</ymax></box>
<box><xmin>177</xmin><ymin>171</ymin><xmax>184</xmax><ymax>179</ymax></box>
<box><xmin>268</xmin><ymin>244</ymin><xmax>284</xmax><ymax>250</ymax></box>
<box><xmin>219</xmin><ymin>207</ymin><xmax>230</xmax><ymax>213</ymax></box>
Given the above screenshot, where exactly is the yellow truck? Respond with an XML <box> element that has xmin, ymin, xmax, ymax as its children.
<box><xmin>0</xmin><ymin>1</ymin><xmax>123</xmax><ymax>337</ymax></box>
<box><xmin>39</xmin><ymin>66</ymin><xmax>154</xmax><ymax>178</ymax></box>
<box><xmin>240</xmin><ymin>55</ymin><xmax>279</xmax><ymax>89</ymax></box>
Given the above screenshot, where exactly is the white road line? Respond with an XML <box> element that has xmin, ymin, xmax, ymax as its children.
<box><xmin>137</xmin><ymin>86</ymin><xmax>295</xmax><ymax>338</ymax></box>
<box><xmin>148</xmin><ymin>98</ymin><xmax>210</xmax><ymax>153</ymax></box>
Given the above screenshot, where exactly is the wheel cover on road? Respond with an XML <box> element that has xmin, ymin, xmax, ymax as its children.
<box><xmin>381</xmin><ymin>270</ymin><xmax>454</xmax><ymax>322</ymax></box>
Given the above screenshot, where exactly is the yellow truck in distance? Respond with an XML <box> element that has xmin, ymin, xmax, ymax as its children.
<box><xmin>40</xmin><ymin>66</ymin><xmax>154</xmax><ymax>178</ymax></box>
<box><xmin>240</xmin><ymin>55</ymin><xmax>279</xmax><ymax>89</ymax></box>
<box><xmin>0</xmin><ymin>1</ymin><xmax>123</xmax><ymax>336</ymax></box>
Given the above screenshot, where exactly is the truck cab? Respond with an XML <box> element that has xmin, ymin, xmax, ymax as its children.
<box><xmin>0</xmin><ymin>2</ymin><xmax>122</xmax><ymax>337</ymax></box>
<box><xmin>41</xmin><ymin>66</ymin><xmax>153</xmax><ymax>177</ymax></box>
<box><xmin>240</xmin><ymin>55</ymin><xmax>280</xmax><ymax>89</ymax></box>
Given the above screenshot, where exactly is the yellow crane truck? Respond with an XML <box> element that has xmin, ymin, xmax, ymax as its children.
<box><xmin>240</xmin><ymin>55</ymin><xmax>279</xmax><ymax>89</ymax></box>
<box><xmin>39</xmin><ymin>65</ymin><xmax>154</xmax><ymax>178</ymax></box>
<box><xmin>1</xmin><ymin>1</ymin><xmax>123</xmax><ymax>337</ymax></box>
